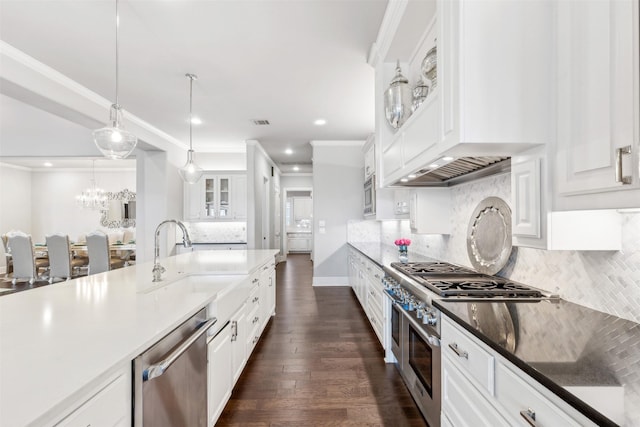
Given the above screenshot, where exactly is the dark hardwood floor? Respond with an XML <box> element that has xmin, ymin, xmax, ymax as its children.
<box><xmin>217</xmin><ymin>253</ymin><xmax>426</xmax><ymax>427</ymax></box>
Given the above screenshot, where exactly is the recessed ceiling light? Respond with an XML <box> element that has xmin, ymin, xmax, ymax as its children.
<box><xmin>407</xmin><ymin>174</ymin><xmax>416</xmax><ymax>179</ymax></box>
<box><xmin>442</xmin><ymin>156</ymin><xmax>454</xmax><ymax>161</ymax></box>
<box><xmin>293</xmin><ymin>165</ymin><xmax>300</xmax><ymax>171</ymax></box>
<box><xmin>313</xmin><ymin>118</ymin><xmax>327</xmax><ymax>126</ymax></box>
<box><xmin>400</xmin><ymin>178</ymin><xmax>409</xmax><ymax>182</ymax></box>
<box><xmin>429</xmin><ymin>163</ymin><xmax>439</xmax><ymax>168</ymax></box>
<box><xmin>191</xmin><ymin>117</ymin><xmax>202</xmax><ymax>125</ymax></box>
<box><xmin>43</xmin><ymin>162</ymin><xmax>53</xmax><ymax>167</ymax></box>
<box><xmin>285</xmin><ymin>148</ymin><xmax>293</xmax><ymax>155</ymax></box>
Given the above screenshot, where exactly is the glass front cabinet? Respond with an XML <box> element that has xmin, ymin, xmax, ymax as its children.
<box><xmin>184</xmin><ymin>173</ymin><xmax>247</xmax><ymax>221</ymax></box>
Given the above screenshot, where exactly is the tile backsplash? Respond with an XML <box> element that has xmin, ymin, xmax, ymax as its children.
<box><xmin>182</xmin><ymin>221</ymin><xmax>247</xmax><ymax>243</ymax></box>
<box><xmin>348</xmin><ymin>172</ymin><xmax>640</xmax><ymax>324</ymax></box>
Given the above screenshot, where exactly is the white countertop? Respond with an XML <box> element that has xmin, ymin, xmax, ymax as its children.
<box><xmin>0</xmin><ymin>249</ymin><xmax>278</xmax><ymax>427</ymax></box>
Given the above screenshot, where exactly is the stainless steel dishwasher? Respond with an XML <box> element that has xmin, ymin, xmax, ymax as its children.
<box><xmin>133</xmin><ymin>308</ymin><xmax>217</xmax><ymax>427</ymax></box>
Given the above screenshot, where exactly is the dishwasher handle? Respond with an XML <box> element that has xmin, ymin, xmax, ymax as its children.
<box><xmin>143</xmin><ymin>317</ymin><xmax>217</xmax><ymax>381</ymax></box>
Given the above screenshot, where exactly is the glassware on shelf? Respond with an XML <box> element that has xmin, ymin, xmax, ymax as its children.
<box><xmin>384</xmin><ymin>60</ymin><xmax>412</xmax><ymax>130</ymax></box>
<box><xmin>411</xmin><ymin>77</ymin><xmax>429</xmax><ymax>113</ymax></box>
<box><xmin>421</xmin><ymin>39</ymin><xmax>437</xmax><ymax>89</ymax></box>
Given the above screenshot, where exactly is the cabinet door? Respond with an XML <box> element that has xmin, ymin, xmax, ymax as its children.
<box><xmin>442</xmin><ymin>359</ymin><xmax>511</xmax><ymax>427</ymax></box>
<box><xmin>231</xmin><ymin>304</ymin><xmax>247</xmax><ymax>385</ymax></box>
<box><xmin>364</xmin><ymin>143</ymin><xmax>375</xmax><ymax>179</ymax></box>
<box><xmin>218</xmin><ymin>177</ymin><xmax>231</xmax><ymax>218</ymax></box>
<box><xmin>203</xmin><ymin>176</ymin><xmax>217</xmax><ymax>218</ymax></box>
<box><xmin>555</xmin><ymin>0</ymin><xmax>639</xmax><ymax>206</ymax></box>
<box><xmin>184</xmin><ymin>180</ymin><xmax>205</xmax><ymax>220</ymax></box>
<box><xmin>232</xmin><ymin>175</ymin><xmax>248</xmax><ymax>219</ymax></box>
<box><xmin>208</xmin><ymin>324</ymin><xmax>232</xmax><ymax>426</ymax></box>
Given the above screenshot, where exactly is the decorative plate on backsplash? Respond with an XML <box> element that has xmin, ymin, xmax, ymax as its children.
<box><xmin>466</xmin><ymin>196</ymin><xmax>512</xmax><ymax>275</ymax></box>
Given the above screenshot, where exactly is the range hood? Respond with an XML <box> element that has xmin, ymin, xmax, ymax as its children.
<box><xmin>396</xmin><ymin>157</ymin><xmax>511</xmax><ymax>187</ymax></box>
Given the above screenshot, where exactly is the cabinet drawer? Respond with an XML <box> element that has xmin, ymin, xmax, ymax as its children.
<box><xmin>442</xmin><ymin>319</ymin><xmax>495</xmax><ymax>394</ymax></box>
<box><xmin>57</xmin><ymin>374</ymin><xmax>128</xmax><ymax>427</ymax></box>
<box><xmin>367</xmin><ymin>285</ymin><xmax>384</xmax><ymax>317</ymax></box>
<box><xmin>443</xmin><ymin>361</ymin><xmax>511</xmax><ymax>427</ymax></box>
<box><xmin>368</xmin><ymin>308</ymin><xmax>384</xmax><ymax>346</ymax></box>
<box><xmin>495</xmin><ymin>362</ymin><xmax>587</xmax><ymax>427</ymax></box>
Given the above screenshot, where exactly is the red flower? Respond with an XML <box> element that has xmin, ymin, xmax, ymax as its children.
<box><xmin>394</xmin><ymin>238</ymin><xmax>411</xmax><ymax>246</ymax></box>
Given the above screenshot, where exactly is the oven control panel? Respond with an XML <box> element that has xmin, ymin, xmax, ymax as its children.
<box><xmin>382</xmin><ymin>275</ymin><xmax>440</xmax><ymax>332</ymax></box>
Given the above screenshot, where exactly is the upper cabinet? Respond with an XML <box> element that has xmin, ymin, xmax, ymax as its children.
<box><xmin>554</xmin><ymin>0</ymin><xmax>640</xmax><ymax>210</ymax></box>
<box><xmin>184</xmin><ymin>172</ymin><xmax>247</xmax><ymax>221</ymax></box>
<box><xmin>364</xmin><ymin>134</ymin><xmax>376</xmax><ymax>179</ymax></box>
<box><xmin>370</xmin><ymin>0</ymin><xmax>553</xmax><ymax>187</ymax></box>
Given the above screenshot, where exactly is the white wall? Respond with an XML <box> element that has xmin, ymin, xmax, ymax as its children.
<box><xmin>246</xmin><ymin>140</ymin><xmax>280</xmax><ymax>250</ymax></box>
<box><xmin>194</xmin><ymin>152</ymin><xmax>246</xmax><ymax>171</ymax></box>
<box><xmin>281</xmin><ymin>174</ymin><xmax>313</xmax><ymax>189</ymax></box>
<box><xmin>0</xmin><ymin>164</ymin><xmax>31</xmax><ymax>270</ymax></box>
<box><xmin>311</xmin><ymin>141</ymin><xmax>364</xmax><ymax>285</ymax></box>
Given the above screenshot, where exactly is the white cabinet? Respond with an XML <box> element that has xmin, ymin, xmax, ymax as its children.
<box><xmin>371</xmin><ymin>0</ymin><xmax>553</xmax><ymax>187</ymax></box>
<box><xmin>511</xmin><ymin>148</ymin><xmax>622</xmax><ymax>250</ymax></box>
<box><xmin>554</xmin><ymin>0</ymin><xmax>640</xmax><ymax>210</ymax></box>
<box><xmin>259</xmin><ymin>260</ymin><xmax>276</xmax><ymax>332</ymax></box>
<box><xmin>184</xmin><ymin>173</ymin><xmax>247</xmax><ymax>220</ymax></box>
<box><xmin>56</xmin><ymin>369</ymin><xmax>130</xmax><ymax>427</ymax></box>
<box><xmin>287</xmin><ymin>232</ymin><xmax>312</xmax><ymax>252</ymax></box>
<box><xmin>409</xmin><ymin>188</ymin><xmax>451</xmax><ymax>234</ymax></box>
<box><xmin>230</xmin><ymin>303</ymin><xmax>247</xmax><ymax>386</ymax></box>
<box><xmin>441</xmin><ymin>315</ymin><xmax>597</xmax><ymax>427</ymax></box>
<box><xmin>208</xmin><ymin>323</ymin><xmax>232</xmax><ymax>426</ymax></box>
<box><xmin>364</xmin><ymin>139</ymin><xmax>375</xmax><ymax>179</ymax></box>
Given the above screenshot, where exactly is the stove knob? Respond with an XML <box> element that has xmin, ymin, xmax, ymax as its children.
<box><xmin>407</xmin><ymin>298</ymin><xmax>416</xmax><ymax>311</ymax></box>
<box><xmin>416</xmin><ymin>308</ymin><xmax>424</xmax><ymax>319</ymax></box>
<box><xmin>423</xmin><ymin>312</ymin><xmax>438</xmax><ymax>326</ymax></box>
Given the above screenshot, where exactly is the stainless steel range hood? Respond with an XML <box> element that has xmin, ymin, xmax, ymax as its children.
<box><xmin>397</xmin><ymin>157</ymin><xmax>511</xmax><ymax>187</ymax></box>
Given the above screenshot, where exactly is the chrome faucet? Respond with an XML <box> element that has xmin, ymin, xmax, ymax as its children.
<box><xmin>152</xmin><ymin>219</ymin><xmax>192</xmax><ymax>282</ymax></box>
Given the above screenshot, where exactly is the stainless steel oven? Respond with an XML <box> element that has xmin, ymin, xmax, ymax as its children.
<box><xmin>364</xmin><ymin>175</ymin><xmax>376</xmax><ymax>215</ymax></box>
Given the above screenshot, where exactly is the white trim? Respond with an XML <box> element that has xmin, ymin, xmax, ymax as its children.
<box><xmin>367</xmin><ymin>0</ymin><xmax>409</xmax><ymax>66</ymax></box>
<box><xmin>245</xmin><ymin>140</ymin><xmax>282</xmax><ymax>176</ymax></box>
<box><xmin>312</xmin><ymin>276</ymin><xmax>349</xmax><ymax>287</ymax></box>
<box><xmin>0</xmin><ymin>41</ymin><xmax>186</xmax><ymax>152</ymax></box>
<box><xmin>309</xmin><ymin>140</ymin><xmax>365</xmax><ymax>147</ymax></box>
<box><xmin>0</xmin><ymin>162</ymin><xmax>30</xmax><ymax>171</ymax></box>
<box><xmin>281</xmin><ymin>172</ymin><xmax>313</xmax><ymax>177</ymax></box>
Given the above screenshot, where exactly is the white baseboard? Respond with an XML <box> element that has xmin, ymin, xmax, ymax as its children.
<box><xmin>312</xmin><ymin>276</ymin><xmax>349</xmax><ymax>287</ymax></box>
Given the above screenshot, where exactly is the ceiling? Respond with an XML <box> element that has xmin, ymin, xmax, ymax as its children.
<box><xmin>0</xmin><ymin>0</ymin><xmax>387</xmax><ymax>174</ymax></box>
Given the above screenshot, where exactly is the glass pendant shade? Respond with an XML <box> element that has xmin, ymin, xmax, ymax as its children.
<box><xmin>93</xmin><ymin>104</ymin><xmax>138</xmax><ymax>159</ymax></box>
<box><xmin>179</xmin><ymin>73</ymin><xmax>203</xmax><ymax>184</ymax></box>
<box><xmin>179</xmin><ymin>150</ymin><xmax>204</xmax><ymax>184</ymax></box>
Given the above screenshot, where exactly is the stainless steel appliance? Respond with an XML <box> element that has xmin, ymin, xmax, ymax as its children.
<box><xmin>134</xmin><ymin>308</ymin><xmax>217</xmax><ymax>427</ymax></box>
<box><xmin>382</xmin><ymin>261</ymin><xmax>556</xmax><ymax>427</ymax></box>
<box><xmin>364</xmin><ymin>175</ymin><xmax>376</xmax><ymax>215</ymax></box>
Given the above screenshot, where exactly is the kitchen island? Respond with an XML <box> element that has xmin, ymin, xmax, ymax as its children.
<box><xmin>0</xmin><ymin>249</ymin><xmax>278</xmax><ymax>427</ymax></box>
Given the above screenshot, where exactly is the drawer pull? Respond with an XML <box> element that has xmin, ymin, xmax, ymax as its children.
<box><xmin>448</xmin><ymin>343</ymin><xmax>468</xmax><ymax>359</ymax></box>
<box><xmin>252</xmin><ymin>277</ymin><xmax>259</xmax><ymax>283</ymax></box>
<box><xmin>253</xmin><ymin>316</ymin><xmax>259</xmax><ymax>324</ymax></box>
<box><xmin>615</xmin><ymin>145</ymin><xmax>632</xmax><ymax>184</ymax></box>
<box><xmin>231</xmin><ymin>320</ymin><xmax>238</xmax><ymax>342</ymax></box>
<box><xmin>520</xmin><ymin>408</ymin><xmax>537</xmax><ymax>426</ymax></box>
<box><xmin>252</xmin><ymin>296</ymin><xmax>259</xmax><ymax>303</ymax></box>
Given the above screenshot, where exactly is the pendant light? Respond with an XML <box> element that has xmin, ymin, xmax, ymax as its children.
<box><xmin>178</xmin><ymin>73</ymin><xmax>204</xmax><ymax>184</ymax></box>
<box><xmin>92</xmin><ymin>0</ymin><xmax>138</xmax><ymax>159</ymax></box>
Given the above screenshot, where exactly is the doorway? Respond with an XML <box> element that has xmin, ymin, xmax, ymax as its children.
<box><xmin>283</xmin><ymin>188</ymin><xmax>313</xmax><ymax>259</ymax></box>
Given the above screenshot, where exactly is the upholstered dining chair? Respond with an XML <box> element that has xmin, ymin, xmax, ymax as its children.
<box><xmin>7</xmin><ymin>231</ymin><xmax>49</xmax><ymax>285</ymax></box>
<box><xmin>45</xmin><ymin>234</ymin><xmax>86</xmax><ymax>283</ymax></box>
<box><xmin>86</xmin><ymin>231</ymin><xmax>125</xmax><ymax>275</ymax></box>
<box><xmin>1</xmin><ymin>234</ymin><xmax>13</xmax><ymax>275</ymax></box>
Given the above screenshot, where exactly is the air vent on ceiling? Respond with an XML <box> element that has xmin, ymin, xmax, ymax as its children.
<box><xmin>251</xmin><ymin>119</ymin><xmax>270</xmax><ymax>125</ymax></box>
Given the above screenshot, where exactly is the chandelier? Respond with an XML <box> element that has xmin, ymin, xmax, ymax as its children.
<box><xmin>76</xmin><ymin>160</ymin><xmax>108</xmax><ymax>210</ymax></box>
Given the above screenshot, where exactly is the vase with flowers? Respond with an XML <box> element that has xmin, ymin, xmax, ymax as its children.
<box><xmin>394</xmin><ymin>238</ymin><xmax>411</xmax><ymax>263</ymax></box>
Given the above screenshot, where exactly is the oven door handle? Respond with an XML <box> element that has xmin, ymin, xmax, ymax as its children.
<box><xmin>143</xmin><ymin>317</ymin><xmax>218</xmax><ymax>381</ymax></box>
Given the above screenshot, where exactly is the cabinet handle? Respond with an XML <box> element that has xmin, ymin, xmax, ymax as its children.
<box><xmin>253</xmin><ymin>316</ymin><xmax>259</xmax><ymax>324</ymax></box>
<box><xmin>519</xmin><ymin>408</ymin><xmax>537</xmax><ymax>426</ymax></box>
<box><xmin>269</xmin><ymin>277</ymin><xmax>273</xmax><ymax>287</ymax></box>
<box><xmin>615</xmin><ymin>145</ymin><xmax>632</xmax><ymax>184</ymax></box>
<box><xmin>252</xmin><ymin>278</ymin><xmax>259</xmax><ymax>283</ymax></box>
<box><xmin>448</xmin><ymin>343</ymin><xmax>468</xmax><ymax>359</ymax></box>
<box><xmin>252</xmin><ymin>296</ymin><xmax>259</xmax><ymax>303</ymax></box>
<box><xmin>253</xmin><ymin>336</ymin><xmax>259</xmax><ymax>344</ymax></box>
<box><xmin>231</xmin><ymin>320</ymin><xmax>238</xmax><ymax>342</ymax></box>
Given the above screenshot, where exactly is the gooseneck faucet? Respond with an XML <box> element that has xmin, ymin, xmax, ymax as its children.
<box><xmin>152</xmin><ymin>219</ymin><xmax>192</xmax><ymax>282</ymax></box>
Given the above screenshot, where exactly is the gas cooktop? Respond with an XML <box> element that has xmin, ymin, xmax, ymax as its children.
<box><xmin>390</xmin><ymin>261</ymin><xmax>545</xmax><ymax>299</ymax></box>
